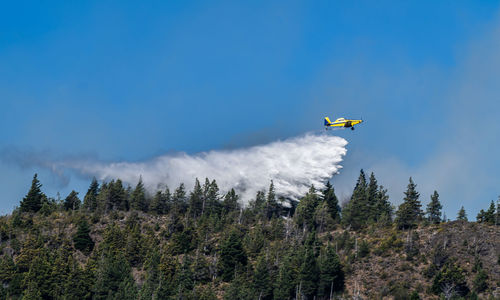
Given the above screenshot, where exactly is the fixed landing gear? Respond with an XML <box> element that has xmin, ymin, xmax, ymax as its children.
<box><xmin>351</xmin><ymin>127</ymin><xmax>355</xmax><ymax>130</ymax></box>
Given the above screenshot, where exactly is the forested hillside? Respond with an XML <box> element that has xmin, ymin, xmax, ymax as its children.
<box><xmin>0</xmin><ymin>171</ymin><xmax>498</xmax><ymax>299</ymax></box>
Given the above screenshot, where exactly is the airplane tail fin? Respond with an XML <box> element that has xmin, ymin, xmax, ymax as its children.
<box><xmin>324</xmin><ymin>117</ymin><xmax>332</xmax><ymax>126</ymax></box>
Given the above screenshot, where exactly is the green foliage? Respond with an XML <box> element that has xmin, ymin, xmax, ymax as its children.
<box><xmin>342</xmin><ymin>170</ymin><xmax>368</xmax><ymax>230</ymax></box>
<box><xmin>476</xmin><ymin>200</ymin><xmax>497</xmax><ymax>225</ymax></box>
<box><xmin>64</xmin><ymin>190</ymin><xmax>81</xmax><ymax>210</ymax></box>
<box><xmin>375</xmin><ymin>232</ymin><xmax>404</xmax><ymax>256</ymax></box>
<box><xmin>125</xmin><ymin>225</ymin><xmax>145</xmax><ymax>266</ymax></box>
<box><xmin>93</xmin><ymin>251</ymin><xmax>137</xmax><ymax>299</ymax></box>
<box><xmin>253</xmin><ymin>255</ymin><xmax>272</xmax><ymax>300</ymax></box>
<box><xmin>295</xmin><ymin>186</ymin><xmax>320</xmax><ymax>230</ymax></box>
<box><xmin>472</xmin><ymin>268</ymin><xmax>488</xmax><ymax>293</ymax></box>
<box><xmin>264</xmin><ymin>181</ymin><xmax>280</xmax><ymax>220</ymax></box>
<box><xmin>273</xmin><ymin>254</ymin><xmax>296</xmax><ymax>300</ymax></box>
<box><xmin>426</xmin><ymin>190</ymin><xmax>442</xmax><ymax>224</ymax></box>
<box><xmin>318</xmin><ymin>245</ymin><xmax>344</xmax><ymax>298</ymax></box>
<box><xmin>20</xmin><ymin>174</ymin><xmax>46</xmax><ymax>213</ymax></box>
<box><xmin>374</xmin><ymin>186</ymin><xmax>393</xmax><ymax>225</ymax></box>
<box><xmin>6</xmin><ymin>172</ymin><xmax>495</xmax><ymax>299</ymax></box>
<box><xmin>358</xmin><ymin>239</ymin><xmax>370</xmax><ymax>258</ymax></box>
<box><xmin>176</xmin><ymin>255</ymin><xmax>194</xmax><ymax>296</ymax></box>
<box><xmin>39</xmin><ymin>199</ymin><xmax>57</xmax><ymax>216</ymax></box>
<box><xmin>322</xmin><ymin>181</ymin><xmax>340</xmax><ymax>222</ymax></box>
<box><xmin>83</xmin><ymin>177</ymin><xmax>100</xmax><ymax>211</ymax></box>
<box><xmin>299</xmin><ymin>245</ymin><xmax>319</xmax><ymax>299</ymax></box>
<box><xmin>342</xmin><ymin>171</ymin><xmax>393</xmax><ymax>229</ymax></box>
<box><xmin>314</xmin><ymin>201</ymin><xmax>335</xmax><ymax>233</ymax></box>
<box><xmin>395</xmin><ymin>177</ymin><xmax>422</xmax><ymax>229</ymax></box>
<box><xmin>218</xmin><ymin>229</ymin><xmax>247</xmax><ymax>282</ymax></box>
<box><xmin>172</xmin><ymin>183</ymin><xmax>188</xmax><ymax>215</ymax></box>
<box><xmin>223</xmin><ymin>188</ymin><xmax>239</xmax><ymax>215</ymax></box>
<box><xmin>73</xmin><ymin>219</ymin><xmax>94</xmax><ymax>254</ymax></box>
<box><xmin>409</xmin><ymin>290</ymin><xmax>421</xmax><ymax>300</ymax></box>
<box><xmin>457</xmin><ymin>206</ymin><xmax>468</xmax><ymax>221</ymax></box>
<box><xmin>188</xmin><ymin>178</ymin><xmax>204</xmax><ymax>219</ymax></box>
<box><xmin>130</xmin><ymin>177</ymin><xmax>148</xmax><ymax>212</ymax></box>
<box><xmin>224</xmin><ymin>270</ymin><xmax>253</xmax><ymax>300</ymax></box>
<box><xmin>431</xmin><ymin>262</ymin><xmax>469</xmax><ymax>297</ymax></box>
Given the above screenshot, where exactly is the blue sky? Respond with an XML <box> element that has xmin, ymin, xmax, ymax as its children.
<box><xmin>1</xmin><ymin>1</ymin><xmax>499</xmax><ymax>218</ymax></box>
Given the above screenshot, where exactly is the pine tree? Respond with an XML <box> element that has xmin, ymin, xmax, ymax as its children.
<box><xmin>342</xmin><ymin>170</ymin><xmax>368</xmax><ymax>230</ymax></box>
<box><xmin>314</xmin><ymin>201</ymin><xmax>335</xmax><ymax>233</ymax></box>
<box><xmin>366</xmin><ymin>172</ymin><xmax>379</xmax><ymax>222</ymax></box>
<box><xmin>83</xmin><ymin>177</ymin><xmax>99</xmax><ymax>211</ymax></box>
<box><xmin>472</xmin><ymin>268</ymin><xmax>488</xmax><ymax>293</ymax></box>
<box><xmin>93</xmin><ymin>251</ymin><xmax>137</xmax><ymax>299</ymax></box>
<box><xmin>322</xmin><ymin>181</ymin><xmax>340</xmax><ymax>222</ymax></box>
<box><xmin>223</xmin><ymin>188</ymin><xmax>239</xmax><ymax>214</ymax></box>
<box><xmin>131</xmin><ymin>177</ymin><xmax>148</xmax><ymax>212</ymax></box>
<box><xmin>107</xmin><ymin>180</ymin><xmax>127</xmax><ymax>211</ymax></box>
<box><xmin>295</xmin><ymin>186</ymin><xmax>320</xmax><ymax>230</ymax></box>
<box><xmin>205</xmin><ymin>180</ymin><xmax>221</xmax><ymax>216</ymax></box>
<box><xmin>73</xmin><ymin>219</ymin><xmax>94</xmax><ymax>254</ymax></box>
<box><xmin>192</xmin><ymin>252</ymin><xmax>211</xmax><ymax>284</ymax></box>
<box><xmin>265</xmin><ymin>181</ymin><xmax>280</xmax><ymax>219</ymax></box>
<box><xmin>20</xmin><ymin>174</ymin><xmax>46</xmax><ymax>213</ymax></box>
<box><xmin>395</xmin><ymin>177</ymin><xmax>422</xmax><ymax>229</ymax></box>
<box><xmin>188</xmin><ymin>178</ymin><xmax>204</xmax><ymax>219</ymax></box>
<box><xmin>125</xmin><ymin>225</ymin><xmax>145</xmax><ymax>267</ymax></box>
<box><xmin>63</xmin><ymin>190</ymin><xmax>80</xmax><ymax>211</ymax></box>
<box><xmin>431</xmin><ymin>263</ymin><xmax>469</xmax><ymax>297</ymax></box>
<box><xmin>299</xmin><ymin>246</ymin><xmax>319</xmax><ymax>299</ymax></box>
<box><xmin>484</xmin><ymin>200</ymin><xmax>496</xmax><ymax>224</ymax></box>
<box><xmin>457</xmin><ymin>206</ymin><xmax>467</xmax><ymax>221</ymax></box>
<box><xmin>426</xmin><ymin>191</ymin><xmax>442</xmax><ymax>224</ymax></box>
<box><xmin>274</xmin><ymin>254</ymin><xmax>296</xmax><ymax>300</ymax></box>
<box><xmin>253</xmin><ymin>255</ymin><xmax>272</xmax><ymax>300</ymax></box>
<box><xmin>375</xmin><ymin>186</ymin><xmax>393</xmax><ymax>225</ymax></box>
<box><xmin>172</xmin><ymin>183</ymin><xmax>188</xmax><ymax>214</ymax></box>
<box><xmin>176</xmin><ymin>255</ymin><xmax>194</xmax><ymax>297</ymax></box>
<box><xmin>150</xmin><ymin>190</ymin><xmax>167</xmax><ymax>215</ymax></box>
<box><xmin>251</xmin><ymin>190</ymin><xmax>267</xmax><ymax>221</ymax></box>
<box><xmin>218</xmin><ymin>229</ymin><xmax>247</xmax><ymax>282</ymax></box>
<box><xmin>318</xmin><ymin>245</ymin><xmax>345</xmax><ymax>298</ymax></box>
<box><xmin>139</xmin><ymin>249</ymin><xmax>161</xmax><ymax>299</ymax></box>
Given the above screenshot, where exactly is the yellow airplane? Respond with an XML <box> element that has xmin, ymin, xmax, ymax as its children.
<box><xmin>324</xmin><ymin>117</ymin><xmax>363</xmax><ymax>130</ymax></box>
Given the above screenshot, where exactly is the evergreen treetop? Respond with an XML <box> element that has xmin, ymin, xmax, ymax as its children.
<box><xmin>457</xmin><ymin>206</ymin><xmax>467</xmax><ymax>221</ymax></box>
<box><xmin>395</xmin><ymin>177</ymin><xmax>422</xmax><ymax>229</ymax></box>
<box><xmin>83</xmin><ymin>177</ymin><xmax>100</xmax><ymax>211</ymax></box>
<box><xmin>426</xmin><ymin>190</ymin><xmax>442</xmax><ymax>224</ymax></box>
<box><xmin>20</xmin><ymin>173</ymin><xmax>46</xmax><ymax>213</ymax></box>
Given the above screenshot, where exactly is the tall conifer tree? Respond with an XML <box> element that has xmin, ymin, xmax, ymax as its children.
<box><xmin>299</xmin><ymin>246</ymin><xmax>319</xmax><ymax>299</ymax></box>
<box><xmin>457</xmin><ymin>206</ymin><xmax>467</xmax><ymax>221</ymax></box>
<box><xmin>426</xmin><ymin>191</ymin><xmax>442</xmax><ymax>224</ymax></box>
<box><xmin>366</xmin><ymin>172</ymin><xmax>379</xmax><ymax>222</ymax></box>
<box><xmin>322</xmin><ymin>181</ymin><xmax>340</xmax><ymax>222</ymax></box>
<box><xmin>83</xmin><ymin>178</ymin><xmax>99</xmax><ymax>211</ymax></box>
<box><xmin>131</xmin><ymin>178</ymin><xmax>147</xmax><ymax>212</ymax></box>
<box><xmin>342</xmin><ymin>170</ymin><xmax>368</xmax><ymax>229</ymax></box>
<box><xmin>20</xmin><ymin>174</ymin><xmax>46</xmax><ymax>213</ymax></box>
<box><xmin>318</xmin><ymin>245</ymin><xmax>345</xmax><ymax>298</ymax></box>
<box><xmin>63</xmin><ymin>191</ymin><xmax>80</xmax><ymax>211</ymax></box>
<box><xmin>188</xmin><ymin>179</ymin><xmax>204</xmax><ymax>219</ymax></box>
<box><xmin>395</xmin><ymin>177</ymin><xmax>422</xmax><ymax>229</ymax></box>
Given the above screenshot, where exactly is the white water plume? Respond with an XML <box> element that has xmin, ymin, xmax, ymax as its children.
<box><xmin>60</xmin><ymin>133</ymin><xmax>347</xmax><ymax>205</ymax></box>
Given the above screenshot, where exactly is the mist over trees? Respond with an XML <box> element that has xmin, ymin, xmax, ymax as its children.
<box><xmin>0</xmin><ymin>170</ymin><xmax>498</xmax><ymax>299</ymax></box>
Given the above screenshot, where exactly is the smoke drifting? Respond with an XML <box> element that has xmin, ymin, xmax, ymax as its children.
<box><xmin>58</xmin><ymin>133</ymin><xmax>347</xmax><ymax>205</ymax></box>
